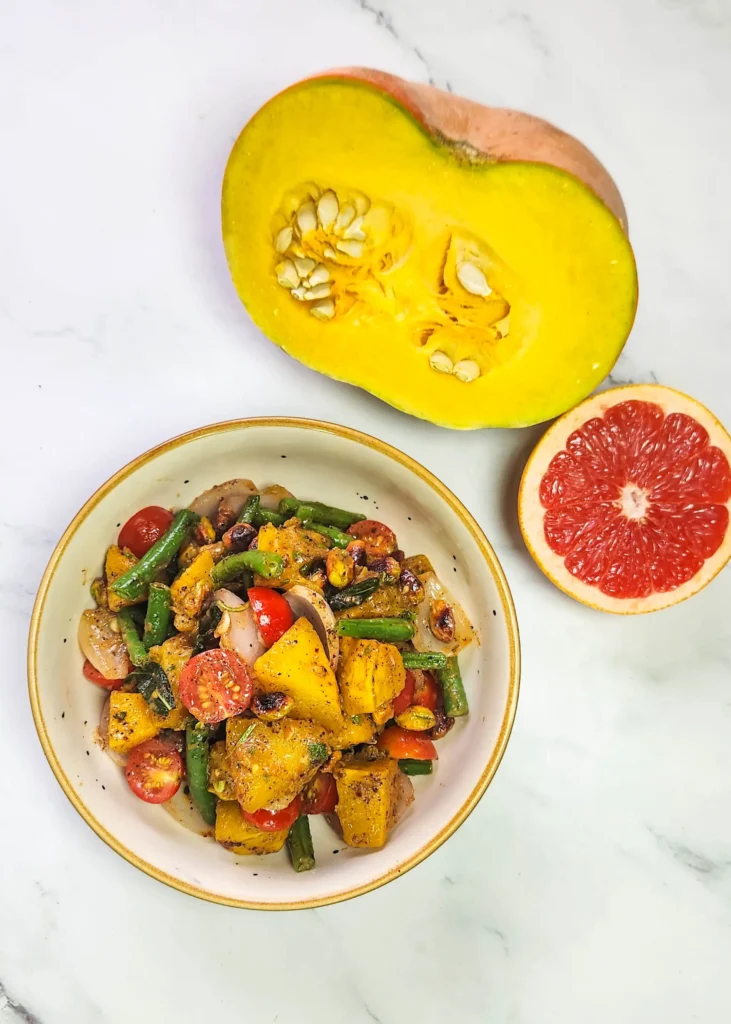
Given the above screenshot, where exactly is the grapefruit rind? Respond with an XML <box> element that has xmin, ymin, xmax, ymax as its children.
<box><xmin>518</xmin><ymin>384</ymin><xmax>731</xmax><ymax>614</ymax></box>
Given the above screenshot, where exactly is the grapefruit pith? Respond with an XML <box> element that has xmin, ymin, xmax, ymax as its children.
<box><xmin>519</xmin><ymin>385</ymin><xmax>731</xmax><ymax>613</ymax></box>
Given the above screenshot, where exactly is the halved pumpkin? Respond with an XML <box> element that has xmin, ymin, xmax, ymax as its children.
<box><xmin>222</xmin><ymin>69</ymin><xmax>637</xmax><ymax>429</ymax></box>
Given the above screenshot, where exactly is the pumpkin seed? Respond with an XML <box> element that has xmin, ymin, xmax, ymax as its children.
<box><xmin>276</xmin><ymin>259</ymin><xmax>299</xmax><ymax>289</ymax></box>
<box><xmin>275</xmin><ymin>226</ymin><xmax>293</xmax><ymax>253</ymax></box>
<box><xmin>342</xmin><ymin>215</ymin><xmax>365</xmax><ymax>241</ymax></box>
<box><xmin>294</xmin><ymin>257</ymin><xmax>316</xmax><ymax>277</ymax></box>
<box><xmin>429</xmin><ymin>350</ymin><xmax>453</xmax><ymax>374</ymax></box>
<box><xmin>336</xmin><ymin>239</ymin><xmax>364</xmax><ymax>258</ymax></box>
<box><xmin>308</xmin><ymin>264</ymin><xmax>330</xmax><ymax>286</ymax></box>
<box><xmin>291</xmin><ymin>286</ymin><xmax>307</xmax><ymax>301</ymax></box>
<box><xmin>456</xmin><ymin>261</ymin><xmax>491</xmax><ymax>297</ymax></box>
<box><xmin>317</xmin><ymin>190</ymin><xmax>339</xmax><ymax>229</ymax></box>
<box><xmin>296</xmin><ymin>201</ymin><xmax>317</xmax><ymax>235</ymax></box>
<box><xmin>335</xmin><ymin>204</ymin><xmax>356</xmax><ymax>232</ymax></box>
<box><xmin>304</xmin><ymin>283</ymin><xmax>331</xmax><ymax>300</ymax></box>
<box><xmin>310</xmin><ymin>300</ymin><xmax>334</xmax><ymax>320</ymax></box>
<box><xmin>453</xmin><ymin>359</ymin><xmax>481</xmax><ymax>382</ymax></box>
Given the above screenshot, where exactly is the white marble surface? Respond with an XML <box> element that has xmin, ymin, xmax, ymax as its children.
<box><xmin>1</xmin><ymin>0</ymin><xmax>730</xmax><ymax>1020</ymax></box>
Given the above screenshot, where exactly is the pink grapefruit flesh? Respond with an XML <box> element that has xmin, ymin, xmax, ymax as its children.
<box><xmin>519</xmin><ymin>385</ymin><xmax>731</xmax><ymax>613</ymax></box>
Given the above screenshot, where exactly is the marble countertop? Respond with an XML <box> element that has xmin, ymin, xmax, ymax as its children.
<box><xmin>2</xmin><ymin>0</ymin><xmax>730</xmax><ymax>1021</ymax></box>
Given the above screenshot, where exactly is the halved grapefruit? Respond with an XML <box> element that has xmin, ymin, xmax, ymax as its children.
<box><xmin>519</xmin><ymin>385</ymin><xmax>731</xmax><ymax>613</ymax></box>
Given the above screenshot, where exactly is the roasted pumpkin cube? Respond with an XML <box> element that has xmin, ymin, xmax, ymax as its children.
<box><xmin>147</xmin><ymin>633</ymin><xmax>194</xmax><ymax>730</ymax></box>
<box><xmin>327</xmin><ymin>714</ymin><xmax>376</xmax><ymax>750</ymax></box>
<box><xmin>226</xmin><ymin>716</ymin><xmax>330</xmax><ymax>813</ymax></box>
<box><xmin>107</xmin><ymin>691</ymin><xmax>165</xmax><ymax>753</ymax></box>
<box><xmin>207</xmin><ymin>741</ymin><xmax>237</xmax><ymax>800</ymax></box>
<box><xmin>215</xmin><ymin>801</ymin><xmax>288</xmax><ymax>855</ymax></box>
<box><xmin>170</xmin><ymin>549</ymin><xmax>214</xmax><ymax>618</ymax></box>
<box><xmin>334</xmin><ymin>758</ymin><xmax>414</xmax><ymax>848</ymax></box>
<box><xmin>253</xmin><ymin>617</ymin><xmax>344</xmax><ymax>731</ymax></box>
<box><xmin>254</xmin><ymin>521</ymin><xmax>330</xmax><ymax>586</ymax></box>
<box><xmin>105</xmin><ymin>545</ymin><xmax>145</xmax><ymax>611</ymax></box>
<box><xmin>337</xmin><ymin>637</ymin><xmax>405</xmax><ymax>715</ymax></box>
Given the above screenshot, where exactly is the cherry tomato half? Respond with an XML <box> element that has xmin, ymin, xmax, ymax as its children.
<box><xmin>118</xmin><ymin>505</ymin><xmax>174</xmax><ymax>559</ymax></box>
<box><xmin>392</xmin><ymin>670</ymin><xmax>417</xmax><ymax>716</ymax></box>
<box><xmin>377</xmin><ymin>726</ymin><xmax>438</xmax><ymax>761</ymax></box>
<box><xmin>179</xmin><ymin>648</ymin><xmax>253</xmax><ymax>723</ymax></box>
<box><xmin>346</xmin><ymin>519</ymin><xmax>397</xmax><ymax>559</ymax></box>
<box><xmin>125</xmin><ymin>738</ymin><xmax>183</xmax><ymax>803</ymax></box>
<box><xmin>247</xmin><ymin>587</ymin><xmax>294</xmax><ymax>648</ymax></box>
<box><xmin>414</xmin><ymin>671</ymin><xmax>440</xmax><ymax>712</ymax></box>
<box><xmin>82</xmin><ymin>658</ymin><xmax>127</xmax><ymax>690</ymax></box>
<box><xmin>243</xmin><ymin>794</ymin><xmax>302</xmax><ymax>833</ymax></box>
<box><xmin>302</xmin><ymin>773</ymin><xmax>338</xmax><ymax>815</ymax></box>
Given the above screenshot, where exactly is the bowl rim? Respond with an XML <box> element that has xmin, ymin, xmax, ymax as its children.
<box><xmin>27</xmin><ymin>416</ymin><xmax>520</xmax><ymax>910</ymax></box>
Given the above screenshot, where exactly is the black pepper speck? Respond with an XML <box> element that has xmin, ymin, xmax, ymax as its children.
<box><xmin>61</xmin><ymin>712</ymin><xmax>65</xmax><ymax>719</ymax></box>
<box><xmin>184</xmin><ymin>479</ymin><xmax>189</xmax><ymax>483</ymax></box>
<box><xmin>492</xmin><ymin>610</ymin><xmax>497</xmax><ymax>616</ymax></box>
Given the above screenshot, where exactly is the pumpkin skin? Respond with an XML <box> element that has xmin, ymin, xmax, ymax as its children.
<box><xmin>222</xmin><ymin>69</ymin><xmax>637</xmax><ymax>429</ymax></box>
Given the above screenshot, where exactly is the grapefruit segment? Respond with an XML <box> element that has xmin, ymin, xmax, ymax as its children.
<box><xmin>519</xmin><ymin>385</ymin><xmax>731</xmax><ymax>613</ymax></box>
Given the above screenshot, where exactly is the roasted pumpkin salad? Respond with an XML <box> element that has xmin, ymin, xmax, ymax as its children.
<box><xmin>78</xmin><ymin>479</ymin><xmax>475</xmax><ymax>871</ymax></box>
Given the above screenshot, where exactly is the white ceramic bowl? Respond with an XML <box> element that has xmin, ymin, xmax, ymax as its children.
<box><xmin>28</xmin><ymin>418</ymin><xmax>519</xmax><ymax>909</ymax></box>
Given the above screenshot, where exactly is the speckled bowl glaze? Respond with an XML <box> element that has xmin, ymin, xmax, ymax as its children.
<box><xmin>28</xmin><ymin>418</ymin><xmax>519</xmax><ymax>909</ymax></box>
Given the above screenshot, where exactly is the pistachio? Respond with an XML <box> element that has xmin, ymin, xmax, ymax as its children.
<box><xmin>222</xmin><ymin>522</ymin><xmax>257</xmax><ymax>553</ymax></box>
<box><xmin>456</xmin><ymin>261</ymin><xmax>492</xmax><ymax>297</ymax></box>
<box><xmin>368</xmin><ymin>555</ymin><xmax>401</xmax><ymax>582</ymax></box>
<box><xmin>326</xmin><ymin>548</ymin><xmax>355</xmax><ymax>589</ymax></box>
<box><xmin>429</xmin><ymin>600</ymin><xmax>455</xmax><ymax>643</ymax></box>
<box><xmin>317</xmin><ymin>190</ymin><xmax>339</xmax><ymax>229</ymax></box>
<box><xmin>429</xmin><ymin>350</ymin><xmax>453</xmax><ymax>374</ymax></box>
<box><xmin>310</xmin><ymin>300</ymin><xmax>335</xmax><ymax>320</ymax></box>
<box><xmin>399</xmin><ymin>566</ymin><xmax>425</xmax><ymax>603</ymax></box>
<box><xmin>274</xmin><ymin>226</ymin><xmax>293</xmax><ymax>253</ymax></box>
<box><xmin>252</xmin><ymin>692</ymin><xmax>295</xmax><ymax>721</ymax></box>
<box><xmin>453</xmin><ymin>359</ymin><xmax>481</xmax><ymax>383</ymax></box>
<box><xmin>276</xmin><ymin>259</ymin><xmax>299</xmax><ymax>289</ymax></box>
<box><xmin>430</xmin><ymin>707</ymin><xmax>455</xmax><ymax>740</ymax></box>
<box><xmin>346</xmin><ymin>539</ymin><xmax>368</xmax><ymax>566</ymax></box>
<box><xmin>395</xmin><ymin>706</ymin><xmax>436</xmax><ymax>731</ymax></box>
<box><xmin>296</xmin><ymin>201</ymin><xmax>317</xmax><ymax>234</ymax></box>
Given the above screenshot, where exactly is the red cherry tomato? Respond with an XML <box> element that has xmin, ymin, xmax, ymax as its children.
<box><xmin>346</xmin><ymin>520</ymin><xmax>397</xmax><ymax>559</ymax></box>
<box><xmin>302</xmin><ymin>773</ymin><xmax>338</xmax><ymax>815</ymax></box>
<box><xmin>392</xmin><ymin>670</ymin><xmax>417</xmax><ymax>716</ymax></box>
<box><xmin>82</xmin><ymin>658</ymin><xmax>127</xmax><ymax>690</ymax></box>
<box><xmin>414</xmin><ymin>671</ymin><xmax>440</xmax><ymax>712</ymax></box>
<box><xmin>243</xmin><ymin>794</ymin><xmax>303</xmax><ymax>833</ymax></box>
<box><xmin>178</xmin><ymin>649</ymin><xmax>253</xmax><ymax>723</ymax></box>
<box><xmin>377</xmin><ymin>726</ymin><xmax>438</xmax><ymax>761</ymax></box>
<box><xmin>247</xmin><ymin>587</ymin><xmax>294</xmax><ymax>647</ymax></box>
<box><xmin>118</xmin><ymin>506</ymin><xmax>174</xmax><ymax>559</ymax></box>
<box><xmin>125</xmin><ymin>738</ymin><xmax>183</xmax><ymax>803</ymax></box>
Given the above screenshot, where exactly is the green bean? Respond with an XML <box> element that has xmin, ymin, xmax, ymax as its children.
<box><xmin>253</xmin><ymin>508</ymin><xmax>287</xmax><ymax>528</ymax></box>
<box><xmin>401</xmin><ymin>651</ymin><xmax>448</xmax><ymax>671</ymax></box>
<box><xmin>326</xmin><ymin>576</ymin><xmax>380</xmax><ymax>611</ymax></box>
<box><xmin>110</xmin><ymin>509</ymin><xmax>198</xmax><ymax>602</ymax></box>
<box><xmin>116</xmin><ymin>608</ymin><xmax>150</xmax><ymax>667</ymax></box>
<box><xmin>277</xmin><ymin>497</ymin><xmax>300</xmax><ymax>518</ymax></box>
<box><xmin>300</xmin><ymin>520</ymin><xmax>350</xmax><ymax>548</ymax></box>
<box><xmin>185</xmin><ymin>722</ymin><xmax>217</xmax><ymax>826</ymax></box>
<box><xmin>237</xmin><ymin>494</ymin><xmax>260</xmax><ymax>524</ymax></box>
<box><xmin>438</xmin><ymin>656</ymin><xmax>469</xmax><ymax>717</ymax></box>
<box><xmin>287</xmin><ymin>815</ymin><xmax>315</xmax><ymax>873</ymax></box>
<box><xmin>143</xmin><ymin>583</ymin><xmax>171</xmax><ymax>651</ymax></box>
<box><xmin>211</xmin><ymin>550</ymin><xmax>284</xmax><ymax>587</ymax></box>
<box><xmin>336</xmin><ymin>617</ymin><xmax>415</xmax><ymax>643</ymax></box>
<box><xmin>294</xmin><ymin>501</ymin><xmax>365</xmax><ymax>531</ymax></box>
<box><xmin>129</xmin><ymin>663</ymin><xmax>176</xmax><ymax>716</ymax></box>
<box><xmin>399</xmin><ymin>759</ymin><xmax>433</xmax><ymax>776</ymax></box>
